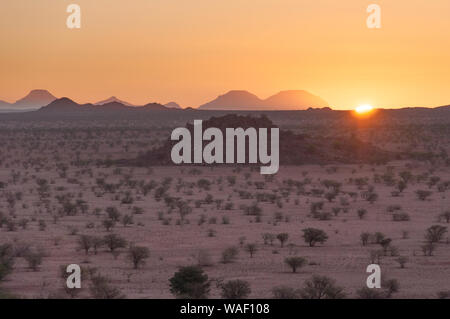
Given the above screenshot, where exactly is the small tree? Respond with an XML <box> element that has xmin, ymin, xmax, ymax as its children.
<box><xmin>128</xmin><ymin>245</ymin><xmax>150</xmax><ymax>269</ymax></box>
<box><xmin>302</xmin><ymin>228</ymin><xmax>328</xmax><ymax>247</ymax></box>
<box><xmin>357</xmin><ymin>209</ymin><xmax>367</xmax><ymax>220</ymax></box>
<box><xmin>77</xmin><ymin>235</ymin><xmax>93</xmax><ymax>255</ymax></box>
<box><xmin>284</xmin><ymin>257</ymin><xmax>307</xmax><ymax>273</ymax></box>
<box><xmin>220</xmin><ymin>279</ymin><xmax>251</xmax><ymax>299</ymax></box>
<box><xmin>91</xmin><ymin>236</ymin><xmax>104</xmax><ymax>255</ymax></box>
<box><xmin>299</xmin><ymin>275</ymin><xmax>346</xmax><ymax>299</ymax></box>
<box><xmin>425</xmin><ymin>225</ymin><xmax>447</xmax><ymax>243</ymax></box>
<box><xmin>360</xmin><ymin>232</ymin><xmax>370</xmax><ymax>246</ymax></box>
<box><xmin>103</xmin><ymin>234</ymin><xmax>127</xmax><ymax>252</ymax></box>
<box><xmin>276</xmin><ymin>233</ymin><xmax>289</xmax><ymax>247</ymax></box>
<box><xmin>245</xmin><ymin>243</ymin><xmax>258</xmax><ymax>258</ymax></box>
<box><xmin>262</xmin><ymin>233</ymin><xmax>275</xmax><ymax>245</ymax></box>
<box><xmin>24</xmin><ymin>249</ymin><xmax>45</xmax><ymax>271</ymax></box>
<box><xmin>169</xmin><ymin>266</ymin><xmax>210</xmax><ymax>299</ymax></box>
<box><xmin>379</xmin><ymin>238</ymin><xmax>392</xmax><ymax>256</ymax></box>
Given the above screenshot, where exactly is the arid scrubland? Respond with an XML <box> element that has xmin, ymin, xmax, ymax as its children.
<box><xmin>0</xmin><ymin>113</ymin><xmax>449</xmax><ymax>299</ymax></box>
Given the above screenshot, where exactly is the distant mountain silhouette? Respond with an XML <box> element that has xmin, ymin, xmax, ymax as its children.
<box><xmin>41</xmin><ymin>97</ymin><xmax>85</xmax><ymax>111</ymax></box>
<box><xmin>38</xmin><ymin>97</ymin><xmax>172</xmax><ymax>112</ymax></box>
<box><xmin>14</xmin><ymin>89</ymin><xmax>57</xmax><ymax>109</ymax></box>
<box><xmin>263</xmin><ymin>90</ymin><xmax>329</xmax><ymax>109</ymax></box>
<box><xmin>199</xmin><ymin>90</ymin><xmax>263</xmax><ymax>110</ymax></box>
<box><xmin>95</xmin><ymin>96</ymin><xmax>134</xmax><ymax>106</ymax></box>
<box><xmin>198</xmin><ymin>90</ymin><xmax>329</xmax><ymax>110</ymax></box>
<box><xmin>165</xmin><ymin>101</ymin><xmax>182</xmax><ymax>109</ymax></box>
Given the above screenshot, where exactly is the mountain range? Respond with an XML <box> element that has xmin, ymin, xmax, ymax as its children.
<box><xmin>1</xmin><ymin>89</ymin><xmax>449</xmax><ymax>114</ymax></box>
<box><xmin>38</xmin><ymin>97</ymin><xmax>171</xmax><ymax>112</ymax></box>
<box><xmin>0</xmin><ymin>90</ymin><xmax>185</xmax><ymax>112</ymax></box>
<box><xmin>95</xmin><ymin>96</ymin><xmax>134</xmax><ymax>106</ymax></box>
<box><xmin>198</xmin><ymin>90</ymin><xmax>329</xmax><ymax>110</ymax></box>
<box><xmin>0</xmin><ymin>89</ymin><xmax>57</xmax><ymax>111</ymax></box>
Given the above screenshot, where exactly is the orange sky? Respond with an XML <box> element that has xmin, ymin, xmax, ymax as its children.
<box><xmin>0</xmin><ymin>0</ymin><xmax>449</xmax><ymax>109</ymax></box>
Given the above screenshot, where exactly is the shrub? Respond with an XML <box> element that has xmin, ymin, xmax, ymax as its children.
<box><xmin>221</xmin><ymin>247</ymin><xmax>239</xmax><ymax>264</ymax></box>
<box><xmin>285</xmin><ymin>257</ymin><xmax>307</xmax><ymax>273</ymax></box>
<box><xmin>91</xmin><ymin>236</ymin><xmax>104</xmax><ymax>255</ymax></box>
<box><xmin>357</xmin><ymin>287</ymin><xmax>385</xmax><ymax>299</ymax></box>
<box><xmin>90</xmin><ymin>274</ymin><xmax>124</xmax><ymax>299</ymax></box>
<box><xmin>0</xmin><ymin>244</ymin><xmax>15</xmax><ymax>281</ymax></box>
<box><xmin>360</xmin><ymin>232</ymin><xmax>370</xmax><ymax>246</ymax></box>
<box><xmin>302</xmin><ymin>228</ymin><xmax>328</xmax><ymax>247</ymax></box>
<box><xmin>103</xmin><ymin>234</ymin><xmax>127</xmax><ymax>252</ymax></box>
<box><xmin>128</xmin><ymin>245</ymin><xmax>150</xmax><ymax>269</ymax></box>
<box><xmin>262</xmin><ymin>233</ymin><xmax>275</xmax><ymax>245</ymax></box>
<box><xmin>299</xmin><ymin>275</ymin><xmax>346</xmax><ymax>299</ymax></box>
<box><xmin>24</xmin><ymin>249</ymin><xmax>45</xmax><ymax>271</ymax></box>
<box><xmin>272</xmin><ymin>286</ymin><xmax>298</xmax><ymax>299</ymax></box>
<box><xmin>379</xmin><ymin>238</ymin><xmax>392</xmax><ymax>256</ymax></box>
<box><xmin>102</xmin><ymin>219</ymin><xmax>115</xmax><ymax>231</ymax></box>
<box><xmin>357</xmin><ymin>209</ymin><xmax>367</xmax><ymax>219</ymax></box>
<box><xmin>425</xmin><ymin>225</ymin><xmax>447</xmax><ymax>243</ymax></box>
<box><xmin>220</xmin><ymin>280</ymin><xmax>251</xmax><ymax>299</ymax></box>
<box><xmin>169</xmin><ymin>266</ymin><xmax>210</xmax><ymax>299</ymax></box>
<box><xmin>122</xmin><ymin>214</ymin><xmax>134</xmax><ymax>227</ymax></box>
<box><xmin>383</xmin><ymin>279</ymin><xmax>399</xmax><ymax>298</ymax></box>
<box><xmin>392</xmin><ymin>212</ymin><xmax>410</xmax><ymax>222</ymax></box>
<box><xmin>77</xmin><ymin>235</ymin><xmax>93</xmax><ymax>255</ymax></box>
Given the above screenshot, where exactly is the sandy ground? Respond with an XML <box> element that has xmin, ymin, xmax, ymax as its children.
<box><xmin>1</xmin><ymin>156</ymin><xmax>449</xmax><ymax>298</ymax></box>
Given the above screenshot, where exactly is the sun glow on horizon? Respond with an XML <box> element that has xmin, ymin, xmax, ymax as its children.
<box><xmin>355</xmin><ymin>104</ymin><xmax>374</xmax><ymax>114</ymax></box>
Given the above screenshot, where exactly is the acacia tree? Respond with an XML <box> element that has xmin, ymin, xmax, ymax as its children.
<box><xmin>103</xmin><ymin>234</ymin><xmax>127</xmax><ymax>252</ymax></box>
<box><xmin>127</xmin><ymin>245</ymin><xmax>150</xmax><ymax>269</ymax></box>
<box><xmin>302</xmin><ymin>228</ymin><xmax>328</xmax><ymax>247</ymax></box>
<box><xmin>285</xmin><ymin>257</ymin><xmax>307</xmax><ymax>273</ymax></box>
<box><xmin>220</xmin><ymin>280</ymin><xmax>251</xmax><ymax>299</ymax></box>
<box><xmin>425</xmin><ymin>225</ymin><xmax>447</xmax><ymax>243</ymax></box>
<box><xmin>78</xmin><ymin>235</ymin><xmax>93</xmax><ymax>255</ymax></box>
<box><xmin>245</xmin><ymin>243</ymin><xmax>258</xmax><ymax>258</ymax></box>
<box><xmin>276</xmin><ymin>233</ymin><xmax>289</xmax><ymax>247</ymax></box>
<box><xmin>169</xmin><ymin>266</ymin><xmax>210</xmax><ymax>299</ymax></box>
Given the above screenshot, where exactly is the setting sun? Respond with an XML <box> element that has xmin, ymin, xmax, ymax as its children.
<box><xmin>355</xmin><ymin>104</ymin><xmax>374</xmax><ymax>114</ymax></box>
